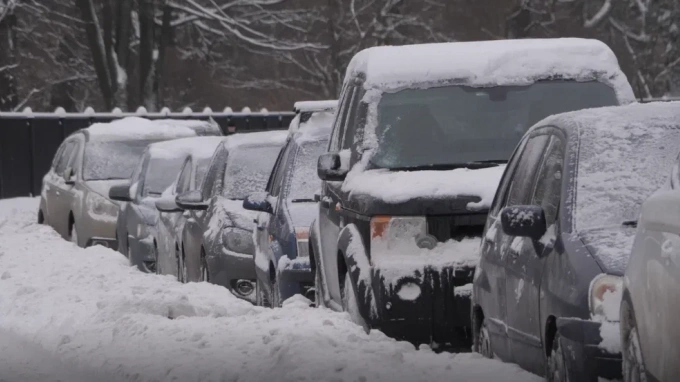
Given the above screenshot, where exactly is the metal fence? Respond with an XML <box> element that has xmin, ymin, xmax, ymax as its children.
<box><xmin>0</xmin><ymin>111</ymin><xmax>294</xmax><ymax>199</ymax></box>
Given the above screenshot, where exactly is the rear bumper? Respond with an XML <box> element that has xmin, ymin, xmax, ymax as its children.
<box><xmin>557</xmin><ymin>317</ymin><xmax>622</xmax><ymax>381</ymax></box>
<box><xmin>278</xmin><ymin>257</ymin><xmax>314</xmax><ymax>302</ymax></box>
<box><xmin>369</xmin><ymin>266</ymin><xmax>475</xmax><ymax>348</ymax></box>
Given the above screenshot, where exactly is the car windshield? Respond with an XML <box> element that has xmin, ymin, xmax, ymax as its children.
<box><xmin>369</xmin><ymin>81</ymin><xmax>618</xmax><ymax>170</ymax></box>
<box><xmin>143</xmin><ymin>157</ymin><xmax>186</xmax><ymax>196</ymax></box>
<box><xmin>286</xmin><ymin>140</ymin><xmax>327</xmax><ymax>201</ymax></box>
<box><xmin>83</xmin><ymin>140</ymin><xmax>154</xmax><ymax>181</ymax></box>
<box><xmin>222</xmin><ymin>145</ymin><xmax>281</xmax><ymax>200</ymax></box>
<box><xmin>575</xmin><ymin>126</ymin><xmax>680</xmax><ymax>231</ymax></box>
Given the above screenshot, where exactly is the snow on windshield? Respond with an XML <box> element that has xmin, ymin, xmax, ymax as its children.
<box><xmin>285</xmin><ymin>140</ymin><xmax>327</xmax><ymax>201</ymax></box>
<box><xmin>564</xmin><ymin>103</ymin><xmax>680</xmax><ymax>231</ymax></box>
<box><xmin>143</xmin><ymin>157</ymin><xmax>186</xmax><ymax>196</ymax></box>
<box><xmin>222</xmin><ymin>145</ymin><xmax>283</xmax><ymax>200</ymax></box>
<box><xmin>83</xmin><ymin>140</ymin><xmax>152</xmax><ymax>181</ymax></box>
<box><xmin>368</xmin><ymin>81</ymin><xmax>617</xmax><ymax>170</ymax></box>
<box><xmin>86</xmin><ymin>117</ymin><xmax>199</xmax><ymax>140</ymax></box>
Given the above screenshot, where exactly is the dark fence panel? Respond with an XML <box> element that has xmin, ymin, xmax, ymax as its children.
<box><xmin>0</xmin><ymin>112</ymin><xmax>294</xmax><ymax>199</ymax></box>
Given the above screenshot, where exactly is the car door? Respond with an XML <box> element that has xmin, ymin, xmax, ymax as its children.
<box><xmin>57</xmin><ymin>136</ymin><xmax>83</xmax><ymax>236</ymax></box>
<box><xmin>318</xmin><ymin>85</ymin><xmax>359</xmax><ymax>306</ymax></box>
<box><xmin>504</xmin><ymin>133</ymin><xmax>562</xmax><ymax>375</ymax></box>
<box><xmin>51</xmin><ymin>139</ymin><xmax>78</xmax><ymax>238</ymax></box>
<box><xmin>43</xmin><ymin>141</ymin><xmax>69</xmax><ymax>226</ymax></box>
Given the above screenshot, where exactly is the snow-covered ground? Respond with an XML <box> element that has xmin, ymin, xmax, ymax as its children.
<box><xmin>0</xmin><ymin>197</ymin><xmax>539</xmax><ymax>382</ymax></box>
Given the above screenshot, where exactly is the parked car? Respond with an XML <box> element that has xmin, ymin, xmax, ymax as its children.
<box><xmin>472</xmin><ymin>102</ymin><xmax>680</xmax><ymax>381</ymax></box>
<box><xmin>310</xmin><ymin>38</ymin><xmax>634</xmax><ymax>348</ymax></box>
<box><xmin>243</xmin><ymin>101</ymin><xmax>336</xmax><ymax>307</ymax></box>
<box><xmin>621</xmin><ymin>129</ymin><xmax>680</xmax><ymax>382</ymax></box>
<box><xmin>110</xmin><ymin>136</ymin><xmax>224</xmax><ymax>273</ymax></box>
<box><xmin>38</xmin><ymin>117</ymin><xmax>221</xmax><ymax>250</ymax></box>
<box><xmin>176</xmin><ymin>131</ymin><xmax>287</xmax><ymax>301</ymax></box>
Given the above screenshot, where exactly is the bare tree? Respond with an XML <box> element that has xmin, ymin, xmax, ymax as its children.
<box><xmin>0</xmin><ymin>0</ymin><xmax>19</xmax><ymax>110</ymax></box>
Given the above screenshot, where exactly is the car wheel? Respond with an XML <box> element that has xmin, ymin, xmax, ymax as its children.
<box><xmin>70</xmin><ymin>223</ymin><xmax>79</xmax><ymax>247</ymax></box>
<box><xmin>622</xmin><ymin>303</ymin><xmax>647</xmax><ymax>382</ymax></box>
<box><xmin>271</xmin><ymin>277</ymin><xmax>281</xmax><ymax>308</ymax></box>
<box><xmin>547</xmin><ymin>332</ymin><xmax>568</xmax><ymax>382</ymax></box>
<box><xmin>199</xmin><ymin>248</ymin><xmax>209</xmax><ymax>282</ymax></box>
<box><xmin>175</xmin><ymin>245</ymin><xmax>182</xmax><ymax>283</ymax></box>
<box><xmin>474</xmin><ymin>319</ymin><xmax>494</xmax><ymax>359</ymax></box>
<box><xmin>154</xmin><ymin>242</ymin><xmax>160</xmax><ymax>275</ymax></box>
<box><xmin>341</xmin><ymin>271</ymin><xmax>368</xmax><ymax>332</ymax></box>
<box><xmin>256</xmin><ymin>279</ymin><xmax>270</xmax><ymax>308</ymax></box>
<box><xmin>38</xmin><ymin>210</ymin><xmax>45</xmax><ymax>224</ymax></box>
<box><xmin>314</xmin><ymin>262</ymin><xmax>324</xmax><ymax>308</ymax></box>
<box><xmin>181</xmin><ymin>249</ymin><xmax>188</xmax><ymax>283</ymax></box>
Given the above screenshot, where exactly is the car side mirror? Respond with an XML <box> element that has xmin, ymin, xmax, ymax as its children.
<box><xmin>500</xmin><ymin>205</ymin><xmax>547</xmax><ymax>241</ymax></box>
<box><xmin>155</xmin><ymin>195</ymin><xmax>182</xmax><ymax>212</ymax></box>
<box><xmin>175</xmin><ymin>190</ymin><xmax>209</xmax><ymax>211</ymax></box>
<box><xmin>317</xmin><ymin>152</ymin><xmax>348</xmax><ymax>181</ymax></box>
<box><xmin>243</xmin><ymin>192</ymin><xmax>273</xmax><ymax>214</ymax></box>
<box><xmin>108</xmin><ymin>184</ymin><xmax>132</xmax><ymax>202</ymax></box>
<box><xmin>64</xmin><ymin>167</ymin><xmax>76</xmax><ymax>185</ymax></box>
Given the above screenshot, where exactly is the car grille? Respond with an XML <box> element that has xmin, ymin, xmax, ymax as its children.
<box><xmin>426</xmin><ymin>214</ymin><xmax>486</xmax><ymax>243</ymax></box>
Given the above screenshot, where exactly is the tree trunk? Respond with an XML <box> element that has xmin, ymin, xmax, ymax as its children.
<box><xmin>154</xmin><ymin>2</ymin><xmax>172</xmax><ymax>110</ymax></box>
<box><xmin>138</xmin><ymin>0</ymin><xmax>156</xmax><ymax>111</ymax></box>
<box><xmin>0</xmin><ymin>2</ymin><xmax>17</xmax><ymax>111</ymax></box>
<box><xmin>75</xmin><ymin>0</ymin><xmax>115</xmax><ymax>111</ymax></box>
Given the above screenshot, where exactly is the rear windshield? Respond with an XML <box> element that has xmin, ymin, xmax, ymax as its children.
<box><xmin>222</xmin><ymin>145</ymin><xmax>281</xmax><ymax>200</ymax></box>
<box><xmin>368</xmin><ymin>81</ymin><xmax>618</xmax><ymax>170</ymax></box>
<box><xmin>83</xmin><ymin>140</ymin><xmax>154</xmax><ymax>181</ymax></box>
<box><xmin>143</xmin><ymin>157</ymin><xmax>186</xmax><ymax>196</ymax></box>
<box><xmin>286</xmin><ymin>140</ymin><xmax>327</xmax><ymax>201</ymax></box>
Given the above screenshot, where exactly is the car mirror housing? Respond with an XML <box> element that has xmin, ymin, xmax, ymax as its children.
<box><xmin>500</xmin><ymin>205</ymin><xmax>547</xmax><ymax>241</ymax></box>
<box><xmin>242</xmin><ymin>192</ymin><xmax>273</xmax><ymax>214</ymax></box>
<box><xmin>317</xmin><ymin>152</ymin><xmax>348</xmax><ymax>181</ymax></box>
<box><xmin>155</xmin><ymin>196</ymin><xmax>182</xmax><ymax>212</ymax></box>
<box><xmin>108</xmin><ymin>184</ymin><xmax>132</xmax><ymax>202</ymax></box>
<box><xmin>175</xmin><ymin>190</ymin><xmax>209</xmax><ymax>211</ymax></box>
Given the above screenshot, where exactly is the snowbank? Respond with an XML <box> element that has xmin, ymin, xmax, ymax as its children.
<box><xmin>0</xmin><ymin>198</ymin><xmax>539</xmax><ymax>382</ymax></box>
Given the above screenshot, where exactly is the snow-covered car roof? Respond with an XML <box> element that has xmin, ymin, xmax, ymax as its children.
<box><xmin>146</xmin><ymin>136</ymin><xmax>225</xmax><ymax>161</ymax></box>
<box><xmin>83</xmin><ymin>117</ymin><xmax>222</xmax><ymax>141</ymax></box>
<box><xmin>222</xmin><ymin>130</ymin><xmax>288</xmax><ymax>150</ymax></box>
<box><xmin>293</xmin><ymin>100</ymin><xmax>338</xmax><ymax>113</ymax></box>
<box><xmin>345</xmin><ymin>38</ymin><xmax>635</xmax><ymax>103</ymax></box>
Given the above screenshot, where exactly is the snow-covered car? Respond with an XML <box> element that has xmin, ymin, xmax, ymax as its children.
<box><xmin>472</xmin><ymin>102</ymin><xmax>680</xmax><ymax>381</ymax></box>
<box><xmin>310</xmin><ymin>38</ymin><xmax>635</xmax><ymax>347</ymax></box>
<box><xmin>176</xmin><ymin>131</ymin><xmax>287</xmax><ymax>302</ymax></box>
<box><xmin>38</xmin><ymin>117</ymin><xmax>221</xmax><ymax>250</ymax></box>
<box><xmin>620</xmin><ymin>141</ymin><xmax>680</xmax><ymax>382</ymax></box>
<box><xmin>110</xmin><ymin>136</ymin><xmax>224</xmax><ymax>273</ymax></box>
<box><xmin>243</xmin><ymin>101</ymin><xmax>336</xmax><ymax>307</ymax></box>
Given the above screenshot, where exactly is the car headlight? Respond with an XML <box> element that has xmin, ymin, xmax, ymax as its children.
<box><xmin>589</xmin><ymin>274</ymin><xmax>623</xmax><ymax>321</ymax></box>
<box><xmin>295</xmin><ymin>227</ymin><xmax>310</xmax><ymax>258</ymax></box>
<box><xmin>370</xmin><ymin>216</ymin><xmax>436</xmax><ymax>253</ymax></box>
<box><xmin>88</xmin><ymin>192</ymin><xmax>118</xmax><ymax>217</ymax></box>
<box><xmin>222</xmin><ymin>228</ymin><xmax>255</xmax><ymax>255</ymax></box>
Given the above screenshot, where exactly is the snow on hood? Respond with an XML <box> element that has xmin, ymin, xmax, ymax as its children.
<box><xmin>84</xmin><ymin>179</ymin><xmax>130</xmax><ymax>200</ymax></box>
<box><xmin>346</xmin><ymin>38</ymin><xmax>634</xmax><ymax>103</ymax></box>
<box><xmin>342</xmin><ymin>164</ymin><xmax>506</xmax><ymax>211</ymax></box>
<box><xmin>206</xmin><ymin>199</ymin><xmax>258</xmax><ymax>240</ymax></box>
<box><xmin>86</xmin><ymin>117</ymin><xmax>201</xmax><ymax>141</ymax></box>
<box><xmin>147</xmin><ymin>136</ymin><xmax>224</xmax><ymax>161</ymax></box>
<box><xmin>293</xmin><ymin>100</ymin><xmax>337</xmax><ymax>112</ymax></box>
<box><xmin>578</xmin><ymin>227</ymin><xmax>637</xmax><ymax>275</ymax></box>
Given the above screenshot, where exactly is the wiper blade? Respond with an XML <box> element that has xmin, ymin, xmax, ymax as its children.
<box><xmin>622</xmin><ymin>220</ymin><xmax>638</xmax><ymax>228</ymax></box>
<box><xmin>291</xmin><ymin>198</ymin><xmax>315</xmax><ymax>203</ymax></box>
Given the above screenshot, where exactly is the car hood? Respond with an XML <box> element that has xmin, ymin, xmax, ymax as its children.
<box><xmin>206</xmin><ymin>199</ymin><xmax>257</xmax><ymax>239</ymax></box>
<box><xmin>578</xmin><ymin>226</ymin><xmax>638</xmax><ymax>276</ymax></box>
<box><xmin>84</xmin><ymin>179</ymin><xmax>129</xmax><ymax>200</ymax></box>
<box><xmin>339</xmin><ymin>165</ymin><xmax>506</xmax><ymax>216</ymax></box>
<box><xmin>287</xmin><ymin>202</ymin><xmax>318</xmax><ymax>228</ymax></box>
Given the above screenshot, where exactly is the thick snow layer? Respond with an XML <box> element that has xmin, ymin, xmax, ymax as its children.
<box><xmin>290</xmin><ymin>110</ymin><xmax>335</xmax><ymax>141</ymax></box>
<box><xmin>223</xmin><ymin>130</ymin><xmax>288</xmax><ymax>150</ymax></box>
<box><xmin>346</xmin><ymin>38</ymin><xmax>634</xmax><ymax>103</ymax></box>
<box><xmin>86</xmin><ymin>117</ymin><xmax>207</xmax><ymax>141</ymax></box>
<box><xmin>293</xmin><ymin>100</ymin><xmax>337</xmax><ymax>112</ymax></box>
<box><xmin>343</xmin><ymin>165</ymin><xmax>506</xmax><ymax>211</ymax></box>
<box><xmin>147</xmin><ymin>136</ymin><xmax>224</xmax><ymax>160</ymax></box>
<box><xmin>0</xmin><ymin>197</ymin><xmax>539</xmax><ymax>382</ymax></box>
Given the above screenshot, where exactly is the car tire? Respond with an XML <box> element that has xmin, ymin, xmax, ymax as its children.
<box><xmin>175</xmin><ymin>245</ymin><xmax>182</xmax><ymax>283</ymax></box>
<box><xmin>154</xmin><ymin>242</ymin><xmax>160</xmax><ymax>275</ymax></box>
<box><xmin>38</xmin><ymin>210</ymin><xmax>45</xmax><ymax>225</ymax></box>
<box><xmin>622</xmin><ymin>300</ymin><xmax>647</xmax><ymax>382</ymax></box>
<box><xmin>547</xmin><ymin>332</ymin><xmax>568</xmax><ymax>382</ymax></box>
<box><xmin>70</xmin><ymin>223</ymin><xmax>79</xmax><ymax>247</ymax></box>
<box><xmin>181</xmin><ymin>248</ymin><xmax>188</xmax><ymax>283</ymax></box>
<box><xmin>199</xmin><ymin>248</ymin><xmax>209</xmax><ymax>282</ymax></box>
<box><xmin>474</xmin><ymin>319</ymin><xmax>494</xmax><ymax>359</ymax></box>
<box><xmin>271</xmin><ymin>277</ymin><xmax>281</xmax><ymax>308</ymax></box>
<box><xmin>341</xmin><ymin>271</ymin><xmax>368</xmax><ymax>332</ymax></box>
<box><xmin>256</xmin><ymin>279</ymin><xmax>271</xmax><ymax>308</ymax></box>
<box><xmin>314</xmin><ymin>261</ymin><xmax>324</xmax><ymax>308</ymax></box>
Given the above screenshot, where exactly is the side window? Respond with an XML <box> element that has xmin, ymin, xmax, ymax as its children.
<box><xmin>489</xmin><ymin>139</ymin><xmax>527</xmax><ymax>216</ymax></box>
<box><xmin>530</xmin><ymin>136</ymin><xmax>565</xmax><ymax>226</ymax></box>
<box><xmin>329</xmin><ymin>86</ymin><xmax>355</xmax><ymax>152</ymax></box>
<box><xmin>265</xmin><ymin>145</ymin><xmax>287</xmax><ymax>194</ymax></box>
<box><xmin>341</xmin><ymin>87</ymin><xmax>363</xmax><ymax>150</ymax></box>
<box><xmin>201</xmin><ymin>146</ymin><xmax>227</xmax><ymax>200</ymax></box>
<box><xmin>68</xmin><ymin>139</ymin><xmax>82</xmax><ymax>175</ymax></box>
<box><xmin>52</xmin><ymin>143</ymin><xmax>67</xmax><ymax>169</ymax></box>
<box><xmin>55</xmin><ymin>141</ymin><xmax>75</xmax><ymax>176</ymax></box>
<box><xmin>503</xmin><ymin>135</ymin><xmax>550</xmax><ymax>207</ymax></box>
<box><xmin>175</xmin><ymin>158</ymin><xmax>192</xmax><ymax>194</ymax></box>
<box><xmin>270</xmin><ymin>143</ymin><xmax>295</xmax><ymax>197</ymax></box>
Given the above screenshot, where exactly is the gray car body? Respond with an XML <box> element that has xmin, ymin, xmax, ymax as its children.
<box><xmin>179</xmin><ymin>131</ymin><xmax>287</xmax><ymax>302</ymax></box>
<box><xmin>473</xmin><ymin>102</ymin><xmax>680</xmax><ymax>381</ymax></box>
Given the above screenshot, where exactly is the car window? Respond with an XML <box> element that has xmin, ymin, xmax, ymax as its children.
<box><xmin>530</xmin><ymin>136</ymin><xmax>565</xmax><ymax>226</ymax></box>
<box><xmin>175</xmin><ymin>158</ymin><xmax>192</xmax><ymax>195</ymax></box>
<box><xmin>270</xmin><ymin>143</ymin><xmax>295</xmax><ymax>197</ymax></box>
<box><xmin>265</xmin><ymin>144</ymin><xmax>288</xmax><ymax>194</ymax></box>
<box><xmin>201</xmin><ymin>145</ymin><xmax>228</xmax><ymax>201</ymax></box>
<box><xmin>52</xmin><ymin>142</ymin><xmax>67</xmax><ymax>169</ymax></box>
<box><xmin>283</xmin><ymin>140</ymin><xmax>327</xmax><ymax>201</ymax></box>
<box><xmin>329</xmin><ymin>86</ymin><xmax>354</xmax><ymax>152</ymax></box>
<box><xmin>221</xmin><ymin>145</ymin><xmax>282</xmax><ymax>200</ymax></box>
<box><xmin>55</xmin><ymin>141</ymin><xmax>76</xmax><ymax>176</ymax></box>
<box><xmin>489</xmin><ymin>139</ymin><xmax>528</xmax><ymax>216</ymax></box>
<box><xmin>503</xmin><ymin>135</ymin><xmax>550</xmax><ymax>207</ymax></box>
<box><xmin>341</xmin><ymin>87</ymin><xmax>363</xmax><ymax>150</ymax></box>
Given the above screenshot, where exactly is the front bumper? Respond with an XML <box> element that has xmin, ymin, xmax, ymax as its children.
<box><xmin>557</xmin><ymin>317</ymin><xmax>622</xmax><ymax>381</ymax></box>
<box><xmin>369</xmin><ymin>265</ymin><xmax>475</xmax><ymax>348</ymax></box>
<box><xmin>207</xmin><ymin>249</ymin><xmax>257</xmax><ymax>303</ymax></box>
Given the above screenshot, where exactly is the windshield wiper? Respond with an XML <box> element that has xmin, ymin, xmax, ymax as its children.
<box><xmin>387</xmin><ymin>161</ymin><xmax>506</xmax><ymax>172</ymax></box>
<box><xmin>291</xmin><ymin>198</ymin><xmax>316</xmax><ymax>203</ymax></box>
<box><xmin>622</xmin><ymin>220</ymin><xmax>638</xmax><ymax>228</ymax></box>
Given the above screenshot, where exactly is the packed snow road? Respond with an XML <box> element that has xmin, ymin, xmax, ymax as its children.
<box><xmin>0</xmin><ymin>198</ymin><xmax>539</xmax><ymax>382</ymax></box>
